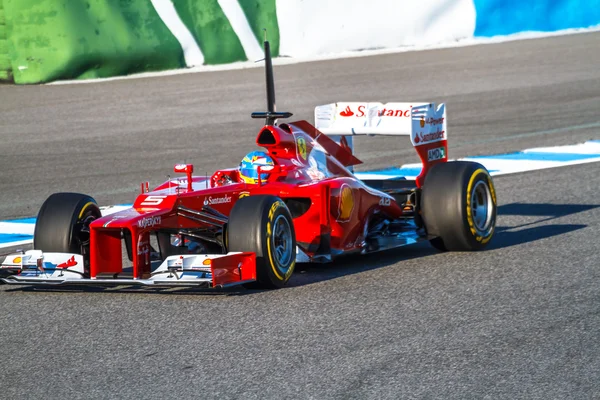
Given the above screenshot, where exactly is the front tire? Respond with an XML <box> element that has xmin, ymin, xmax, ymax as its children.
<box><xmin>228</xmin><ymin>195</ymin><xmax>296</xmax><ymax>289</ymax></box>
<box><xmin>34</xmin><ymin>192</ymin><xmax>101</xmax><ymax>254</ymax></box>
<box><xmin>421</xmin><ymin>162</ymin><xmax>497</xmax><ymax>251</ymax></box>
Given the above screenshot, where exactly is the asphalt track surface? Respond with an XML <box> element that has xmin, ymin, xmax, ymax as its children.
<box><xmin>1</xmin><ymin>32</ymin><xmax>599</xmax><ymax>399</ymax></box>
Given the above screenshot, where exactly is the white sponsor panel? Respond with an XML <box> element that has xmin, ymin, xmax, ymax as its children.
<box><xmin>1</xmin><ymin>250</ymin><xmax>84</xmax><ymax>274</ymax></box>
<box><xmin>410</xmin><ymin>103</ymin><xmax>447</xmax><ymax>147</ymax></box>
<box><xmin>315</xmin><ymin>102</ymin><xmax>432</xmax><ymax>136</ymax></box>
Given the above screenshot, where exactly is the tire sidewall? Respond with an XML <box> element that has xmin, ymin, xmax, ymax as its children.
<box><xmin>34</xmin><ymin>193</ymin><xmax>101</xmax><ymax>254</ymax></box>
<box><xmin>259</xmin><ymin>198</ymin><xmax>296</xmax><ymax>286</ymax></box>
<box><xmin>462</xmin><ymin>167</ymin><xmax>496</xmax><ymax>249</ymax></box>
<box><xmin>228</xmin><ymin>195</ymin><xmax>297</xmax><ymax>288</ymax></box>
<box><xmin>422</xmin><ymin>162</ymin><xmax>497</xmax><ymax>251</ymax></box>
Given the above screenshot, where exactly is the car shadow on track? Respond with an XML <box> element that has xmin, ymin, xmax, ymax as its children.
<box><xmin>288</xmin><ymin>202</ymin><xmax>598</xmax><ymax>288</ymax></box>
<box><xmin>2</xmin><ymin>202</ymin><xmax>596</xmax><ymax>295</ymax></box>
<box><xmin>488</xmin><ymin>202</ymin><xmax>597</xmax><ymax>250</ymax></box>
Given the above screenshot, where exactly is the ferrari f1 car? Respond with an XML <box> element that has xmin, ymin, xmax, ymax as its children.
<box><xmin>0</xmin><ymin>40</ymin><xmax>497</xmax><ymax>289</ymax></box>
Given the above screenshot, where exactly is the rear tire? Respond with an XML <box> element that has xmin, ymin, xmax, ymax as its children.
<box><xmin>421</xmin><ymin>162</ymin><xmax>497</xmax><ymax>251</ymax></box>
<box><xmin>34</xmin><ymin>192</ymin><xmax>101</xmax><ymax>254</ymax></box>
<box><xmin>228</xmin><ymin>195</ymin><xmax>296</xmax><ymax>289</ymax></box>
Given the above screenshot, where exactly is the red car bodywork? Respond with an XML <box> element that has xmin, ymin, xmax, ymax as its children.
<box><xmin>87</xmin><ymin>119</ymin><xmax>447</xmax><ymax>287</ymax></box>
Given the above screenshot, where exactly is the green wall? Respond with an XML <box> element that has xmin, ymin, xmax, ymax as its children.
<box><xmin>0</xmin><ymin>0</ymin><xmax>281</xmax><ymax>84</ymax></box>
<box><xmin>0</xmin><ymin>0</ymin><xmax>10</xmax><ymax>81</ymax></box>
<box><xmin>171</xmin><ymin>0</ymin><xmax>279</xmax><ymax>64</ymax></box>
<box><xmin>239</xmin><ymin>0</ymin><xmax>279</xmax><ymax>56</ymax></box>
<box><xmin>4</xmin><ymin>0</ymin><xmax>184</xmax><ymax>84</ymax></box>
<box><xmin>173</xmin><ymin>0</ymin><xmax>246</xmax><ymax>65</ymax></box>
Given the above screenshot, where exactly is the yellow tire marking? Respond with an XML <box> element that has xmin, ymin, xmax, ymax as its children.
<box><xmin>267</xmin><ymin>202</ymin><xmax>284</xmax><ymax>281</ymax></box>
<box><xmin>265</xmin><ymin>200</ymin><xmax>294</xmax><ymax>282</ymax></box>
<box><xmin>479</xmin><ymin>174</ymin><xmax>497</xmax><ymax>244</ymax></box>
<box><xmin>267</xmin><ymin>220</ymin><xmax>283</xmax><ymax>280</ymax></box>
<box><xmin>466</xmin><ymin>168</ymin><xmax>494</xmax><ymax>242</ymax></box>
<box><xmin>78</xmin><ymin>202</ymin><xmax>96</xmax><ymax>220</ymax></box>
<box><xmin>285</xmin><ymin>260</ymin><xmax>295</xmax><ymax>279</ymax></box>
<box><xmin>488</xmin><ymin>175</ymin><xmax>497</xmax><ymax>205</ymax></box>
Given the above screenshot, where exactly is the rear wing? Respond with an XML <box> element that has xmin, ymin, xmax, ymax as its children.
<box><xmin>314</xmin><ymin>102</ymin><xmax>448</xmax><ymax>186</ymax></box>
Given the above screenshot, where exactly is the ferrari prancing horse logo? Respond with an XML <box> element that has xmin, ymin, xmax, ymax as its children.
<box><xmin>297</xmin><ymin>137</ymin><xmax>307</xmax><ymax>161</ymax></box>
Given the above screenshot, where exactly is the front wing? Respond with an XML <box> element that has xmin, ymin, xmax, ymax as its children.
<box><xmin>0</xmin><ymin>250</ymin><xmax>256</xmax><ymax>288</ymax></box>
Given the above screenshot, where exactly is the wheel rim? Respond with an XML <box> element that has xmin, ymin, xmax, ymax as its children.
<box><xmin>75</xmin><ymin>212</ymin><xmax>98</xmax><ymax>246</ymax></box>
<box><xmin>272</xmin><ymin>214</ymin><xmax>293</xmax><ymax>272</ymax></box>
<box><xmin>470</xmin><ymin>180</ymin><xmax>494</xmax><ymax>233</ymax></box>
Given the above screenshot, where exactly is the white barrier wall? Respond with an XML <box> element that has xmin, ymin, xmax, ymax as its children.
<box><xmin>276</xmin><ymin>0</ymin><xmax>476</xmax><ymax>57</ymax></box>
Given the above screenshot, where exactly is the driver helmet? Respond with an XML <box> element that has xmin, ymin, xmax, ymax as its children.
<box><xmin>239</xmin><ymin>151</ymin><xmax>274</xmax><ymax>184</ymax></box>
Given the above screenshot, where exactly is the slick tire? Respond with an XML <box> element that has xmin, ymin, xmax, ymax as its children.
<box><xmin>421</xmin><ymin>161</ymin><xmax>497</xmax><ymax>251</ymax></box>
<box><xmin>34</xmin><ymin>193</ymin><xmax>101</xmax><ymax>254</ymax></box>
<box><xmin>228</xmin><ymin>195</ymin><xmax>296</xmax><ymax>289</ymax></box>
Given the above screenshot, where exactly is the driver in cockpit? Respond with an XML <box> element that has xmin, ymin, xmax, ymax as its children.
<box><xmin>211</xmin><ymin>150</ymin><xmax>274</xmax><ymax>187</ymax></box>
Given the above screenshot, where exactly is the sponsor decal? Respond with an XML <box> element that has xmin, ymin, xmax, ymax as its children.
<box><xmin>379</xmin><ymin>197</ymin><xmax>391</xmax><ymax>206</ymax></box>
<box><xmin>414</xmin><ymin>129</ymin><xmax>445</xmax><ymax>145</ymax></box>
<box><xmin>340</xmin><ymin>106</ymin><xmax>354</xmax><ymax>117</ymax></box>
<box><xmin>57</xmin><ymin>256</ymin><xmax>77</xmax><ymax>269</ymax></box>
<box><xmin>12</xmin><ymin>256</ymin><xmax>21</xmax><ymax>263</ymax></box>
<box><xmin>203</xmin><ymin>194</ymin><xmax>232</xmax><ymax>206</ymax></box>
<box><xmin>239</xmin><ymin>191</ymin><xmax>250</xmax><ymax>199</ymax></box>
<box><xmin>376</xmin><ymin>107</ymin><xmax>411</xmax><ymax>117</ymax></box>
<box><xmin>339</xmin><ymin>105</ymin><xmax>412</xmax><ymax>118</ymax></box>
<box><xmin>269</xmin><ymin>201</ymin><xmax>283</xmax><ymax>220</ymax></box>
<box><xmin>427</xmin><ymin>147</ymin><xmax>446</xmax><ymax>162</ymax></box>
<box><xmin>425</xmin><ymin>117</ymin><xmax>444</xmax><ymax>126</ymax></box>
<box><xmin>297</xmin><ymin>137</ymin><xmax>308</xmax><ymax>161</ymax></box>
<box><xmin>337</xmin><ymin>184</ymin><xmax>354</xmax><ymax>222</ymax></box>
<box><xmin>138</xmin><ymin>216</ymin><xmax>161</xmax><ymax>229</ymax></box>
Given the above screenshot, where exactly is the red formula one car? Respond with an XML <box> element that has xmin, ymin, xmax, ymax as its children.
<box><xmin>0</xmin><ymin>41</ymin><xmax>497</xmax><ymax>289</ymax></box>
